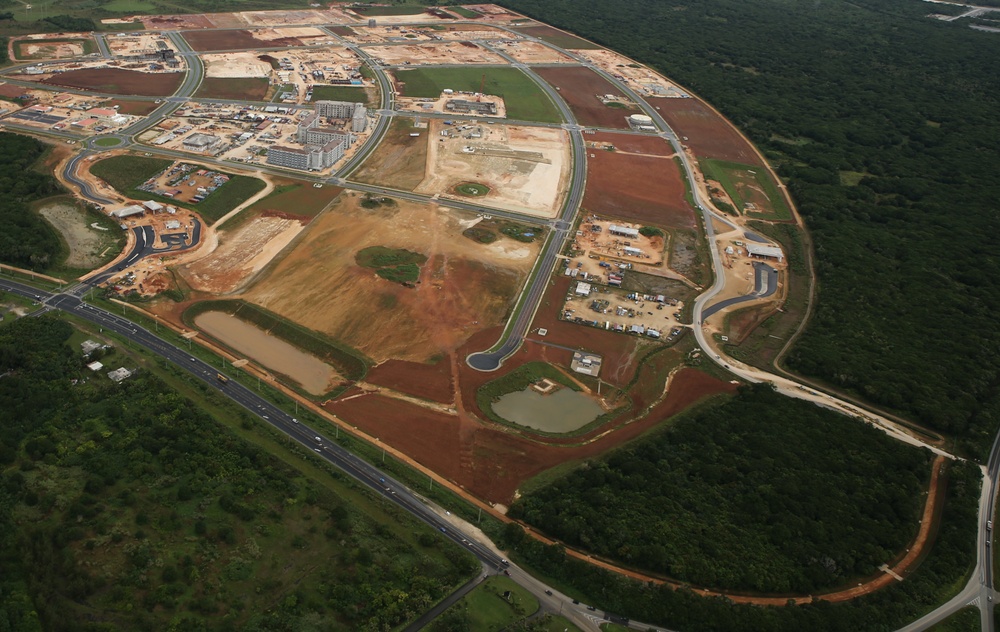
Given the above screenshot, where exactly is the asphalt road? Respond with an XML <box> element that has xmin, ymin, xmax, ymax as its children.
<box><xmin>701</xmin><ymin>261</ymin><xmax>778</xmax><ymax>319</ymax></box>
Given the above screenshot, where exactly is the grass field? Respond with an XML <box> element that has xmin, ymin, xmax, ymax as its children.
<box><xmin>450</xmin><ymin>6</ymin><xmax>482</xmax><ymax>18</ymax></box>
<box><xmin>93</xmin><ymin>137</ymin><xmax>123</xmax><ymax>147</ymax></box>
<box><xmin>311</xmin><ymin>85</ymin><xmax>376</xmax><ymax>107</ymax></box>
<box><xmin>455</xmin><ymin>182</ymin><xmax>490</xmax><ymax>196</ymax></box>
<box><xmin>196</xmin><ymin>77</ymin><xmax>269</xmax><ymax>101</ymax></box>
<box><xmin>356</xmin><ymin>246</ymin><xmax>427</xmax><ymax>284</ymax></box>
<box><xmin>430</xmin><ymin>576</ymin><xmax>539</xmax><ymax>631</ymax></box>
<box><xmin>89</xmin><ymin>155</ymin><xmax>266</xmax><ymax>225</ymax></box>
<box><xmin>699</xmin><ymin>158</ymin><xmax>792</xmax><ymax>221</ymax></box>
<box><xmin>394</xmin><ymin>66</ymin><xmax>563</xmax><ymax>124</ymax></box>
<box><xmin>242</xmin><ymin>179</ymin><xmax>342</xmax><ymax>220</ymax></box>
<box><xmin>102</xmin><ymin>0</ymin><xmax>155</xmax><ymax>11</ymax></box>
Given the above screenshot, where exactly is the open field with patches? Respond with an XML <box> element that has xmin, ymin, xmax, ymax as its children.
<box><xmin>583</xmin><ymin>131</ymin><xmax>695</xmax><ymax>228</ymax></box>
<box><xmin>393</xmin><ymin>66</ymin><xmax>563</xmax><ymax>123</ymax></box>
<box><xmin>351</xmin><ymin>118</ymin><xmax>429</xmax><ymax>190</ymax></box>
<box><xmin>700</xmin><ymin>158</ymin><xmax>792</xmax><ymax>221</ymax></box>
<box><xmin>512</xmin><ymin>24</ymin><xmax>601</xmax><ymax>49</ymax></box>
<box><xmin>11</xmin><ymin>36</ymin><xmax>95</xmax><ymax>60</ymax></box>
<box><xmin>40</xmin><ymin>68</ymin><xmax>183</xmax><ymax>97</ymax></box>
<box><xmin>182</xmin><ymin>28</ymin><xmax>320</xmax><ymax>52</ymax></box>
<box><xmin>105</xmin><ymin>98</ymin><xmax>159</xmax><ymax>115</ymax></box>
<box><xmin>329</xmin><ymin>326</ymin><xmax>733</xmax><ymax>504</ymax></box>
<box><xmin>416</xmin><ymin>121</ymin><xmax>569</xmax><ymax>218</ymax></box>
<box><xmin>239</xmin><ymin>193</ymin><xmax>541</xmax><ymax>363</ymax></box>
<box><xmin>368</xmin><ymin>41</ymin><xmax>504</xmax><ymax>66</ymax></box>
<box><xmin>195</xmin><ymin>76</ymin><xmax>269</xmax><ymax>101</ymax></box>
<box><xmin>534</xmin><ymin>66</ymin><xmax>640</xmax><ymax>128</ymax></box>
<box><xmin>658</xmin><ymin>98</ymin><xmax>763</xmax><ymax>164</ymax></box>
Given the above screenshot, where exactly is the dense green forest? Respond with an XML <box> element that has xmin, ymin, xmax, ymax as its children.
<box><xmin>502</xmin><ymin>458</ymin><xmax>980</xmax><ymax>631</ymax></box>
<box><xmin>511</xmin><ymin>385</ymin><xmax>930</xmax><ymax>593</ymax></box>
<box><xmin>0</xmin><ymin>134</ymin><xmax>62</xmax><ymax>270</ymax></box>
<box><xmin>0</xmin><ymin>316</ymin><xmax>476</xmax><ymax>631</ymax></box>
<box><xmin>496</xmin><ymin>0</ymin><xmax>1000</xmax><ymax>458</ymax></box>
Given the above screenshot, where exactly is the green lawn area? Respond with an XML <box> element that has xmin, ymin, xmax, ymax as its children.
<box><xmin>93</xmin><ymin>137</ymin><xmax>123</xmax><ymax>147</ymax></box>
<box><xmin>394</xmin><ymin>66</ymin><xmax>563</xmax><ymax>124</ymax></box>
<box><xmin>699</xmin><ymin>158</ymin><xmax>792</xmax><ymax>221</ymax></box>
<box><xmin>89</xmin><ymin>155</ymin><xmax>266</xmax><ymax>225</ymax></box>
<box><xmin>311</xmin><ymin>85</ymin><xmax>376</xmax><ymax>107</ymax></box>
<box><xmin>450</xmin><ymin>6</ymin><xmax>482</xmax><ymax>18</ymax></box>
<box><xmin>102</xmin><ymin>0</ymin><xmax>155</xmax><ymax>11</ymax></box>
<box><xmin>356</xmin><ymin>246</ymin><xmax>427</xmax><ymax>284</ymax></box>
<box><xmin>240</xmin><ymin>179</ymin><xmax>343</xmax><ymax>221</ymax></box>
<box><xmin>430</xmin><ymin>576</ymin><xmax>539</xmax><ymax>631</ymax></box>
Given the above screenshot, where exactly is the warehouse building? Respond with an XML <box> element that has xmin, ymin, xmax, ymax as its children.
<box><xmin>445</xmin><ymin>99</ymin><xmax>498</xmax><ymax>115</ymax></box>
<box><xmin>746</xmin><ymin>243</ymin><xmax>784</xmax><ymax>262</ymax></box>
<box><xmin>182</xmin><ymin>133</ymin><xmax>219</xmax><ymax>151</ymax></box>
<box><xmin>608</xmin><ymin>224</ymin><xmax>640</xmax><ymax>238</ymax></box>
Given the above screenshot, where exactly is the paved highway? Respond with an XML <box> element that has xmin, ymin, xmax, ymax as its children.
<box><xmin>701</xmin><ymin>261</ymin><xmax>778</xmax><ymax>319</ymax></box>
<box><xmin>465</xmin><ymin>54</ymin><xmax>586</xmax><ymax>371</ymax></box>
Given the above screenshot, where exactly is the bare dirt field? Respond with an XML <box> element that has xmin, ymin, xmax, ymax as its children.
<box><xmin>329</xmin><ymin>329</ymin><xmax>733</xmax><ymax>504</ymax></box>
<box><xmin>575</xmin><ymin>49</ymin><xmax>689</xmax><ymax>98</ymax></box>
<box><xmin>512</xmin><ymin>25</ymin><xmax>600</xmax><ymax>50</ymax></box>
<box><xmin>366</xmin><ymin>42</ymin><xmax>505</xmax><ymax>66</ymax></box>
<box><xmin>658</xmin><ymin>98</ymin><xmax>764</xmax><ymax>165</ymax></box>
<box><xmin>177</xmin><ymin>213</ymin><xmax>307</xmax><ymax>295</ymax></box>
<box><xmin>583</xmin><ymin>132</ymin><xmax>695</xmax><ymax>228</ymax></box>
<box><xmin>202</xmin><ymin>52</ymin><xmax>272</xmax><ymax>78</ymax></box>
<box><xmin>40</xmin><ymin>69</ymin><xmax>183</xmax><ymax>97</ymax></box>
<box><xmin>352</xmin><ymin>118</ymin><xmax>429</xmax><ymax>191</ymax></box>
<box><xmin>499</xmin><ymin>40</ymin><xmax>574</xmax><ymax>64</ymax></box>
<box><xmin>240</xmin><ymin>194</ymin><xmax>540</xmax><ymax>363</ymax></box>
<box><xmin>13</xmin><ymin>40</ymin><xmax>86</xmax><ymax>61</ymax></box>
<box><xmin>37</xmin><ymin>200</ymin><xmax>114</xmax><ymax>269</ymax></box>
<box><xmin>182</xmin><ymin>29</ymin><xmax>305</xmax><ymax>52</ymax></box>
<box><xmin>366</xmin><ymin>358</ymin><xmax>454</xmax><ymax>404</ymax></box>
<box><xmin>143</xmin><ymin>14</ymin><xmax>216</xmax><ymax>30</ymax></box>
<box><xmin>534</xmin><ymin>66</ymin><xmax>640</xmax><ymax>129</ymax></box>
<box><xmin>106</xmin><ymin>99</ymin><xmax>159</xmax><ymax>116</ymax></box>
<box><xmin>416</xmin><ymin>121</ymin><xmax>569</xmax><ymax>219</ymax></box>
<box><xmin>0</xmin><ymin>83</ymin><xmax>29</xmax><ymax>100</ymax></box>
<box><xmin>240</xmin><ymin>9</ymin><xmax>356</xmax><ymax>26</ymax></box>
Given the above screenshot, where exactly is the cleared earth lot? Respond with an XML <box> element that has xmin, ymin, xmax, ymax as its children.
<box><xmin>533</xmin><ymin>66</ymin><xmax>640</xmax><ymax>128</ymax></box>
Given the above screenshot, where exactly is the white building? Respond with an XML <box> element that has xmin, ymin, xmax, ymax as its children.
<box><xmin>746</xmin><ymin>243</ymin><xmax>784</xmax><ymax>262</ymax></box>
<box><xmin>111</xmin><ymin>205</ymin><xmax>145</xmax><ymax>219</ymax></box>
<box><xmin>575</xmin><ymin>281</ymin><xmax>592</xmax><ymax>297</ymax></box>
<box><xmin>609</xmin><ymin>224</ymin><xmax>640</xmax><ymax>238</ymax></box>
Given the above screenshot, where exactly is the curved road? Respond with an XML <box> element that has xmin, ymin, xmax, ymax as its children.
<box><xmin>701</xmin><ymin>261</ymin><xmax>777</xmax><ymax>319</ymax></box>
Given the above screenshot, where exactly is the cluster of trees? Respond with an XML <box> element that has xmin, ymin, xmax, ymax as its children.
<box><xmin>500</xmin><ymin>457</ymin><xmax>980</xmax><ymax>631</ymax></box>
<box><xmin>496</xmin><ymin>0</ymin><xmax>1000</xmax><ymax>459</ymax></box>
<box><xmin>0</xmin><ymin>316</ymin><xmax>476</xmax><ymax>630</ymax></box>
<box><xmin>511</xmin><ymin>385</ymin><xmax>930</xmax><ymax>593</ymax></box>
<box><xmin>0</xmin><ymin>134</ymin><xmax>62</xmax><ymax>270</ymax></box>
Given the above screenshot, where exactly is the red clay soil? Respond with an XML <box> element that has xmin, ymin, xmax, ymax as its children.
<box><xmin>512</xmin><ymin>25</ymin><xmax>600</xmax><ymax>50</ymax></box>
<box><xmin>329</xmin><ymin>363</ymin><xmax>733</xmax><ymax>505</ymax></box>
<box><xmin>0</xmin><ymin>84</ymin><xmax>29</xmax><ymax>100</ymax></box>
<box><xmin>143</xmin><ymin>15</ymin><xmax>215</xmax><ymax>30</ymax></box>
<box><xmin>658</xmin><ymin>98</ymin><xmax>763</xmax><ymax>165</ymax></box>
<box><xmin>534</xmin><ymin>66</ymin><xmax>639</xmax><ymax>129</ymax></box>
<box><xmin>106</xmin><ymin>99</ymin><xmax>160</xmax><ymax>116</ymax></box>
<box><xmin>591</xmin><ymin>131</ymin><xmax>673</xmax><ymax>155</ymax></box>
<box><xmin>516</xmin><ymin>275</ymin><xmax>643</xmax><ymax>387</ymax></box>
<box><xmin>366</xmin><ymin>358</ymin><xmax>455</xmax><ymax>405</ymax></box>
<box><xmin>583</xmin><ymin>133</ymin><xmax>695</xmax><ymax>229</ymax></box>
<box><xmin>41</xmin><ymin>68</ymin><xmax>183</xmax><ymax>97</ymax></box>
<box><xmin>182</xmin><ymin>29</ymin><xmax>302</xmax><ymax>52</ymax></box>
<box><xmin>195</xmin><ymin>77</ymin><xmax>269</xmax><ymax>101</ymax></box>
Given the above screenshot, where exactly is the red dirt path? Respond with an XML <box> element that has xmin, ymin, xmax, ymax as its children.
<box><xmin>583</xmin><ymin>131</ymin><xmax>695</xmax><ymax>229</ymax></box>
<box><xmin>535</xmin><ymin>66</ymin><xmax>640</xmax><ymax>129</ymax></box>
<box><xmin>41</xmin><ymin>68</ymin><xmax>182</xmax><ymax>97</ymax></box>
<box><xmin>658</xmin><ymin>98</ymin><xmax>763</xmax><ymax>165</ymax></box>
